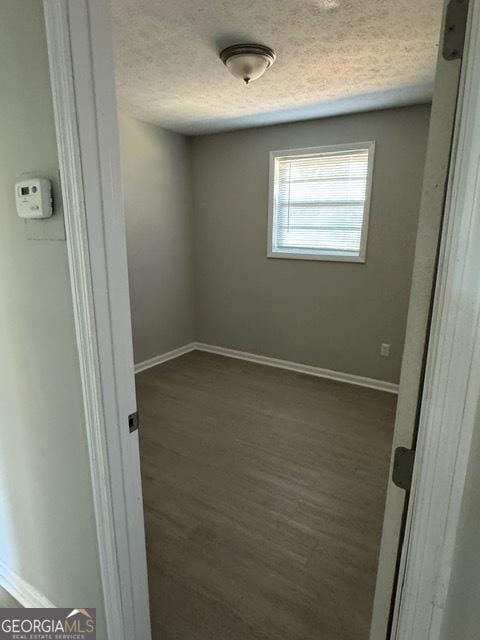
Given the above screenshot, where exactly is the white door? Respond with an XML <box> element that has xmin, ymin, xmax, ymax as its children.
<box><xmin>370</xmin><ymin>1</ymin><xmax>468</xmax><ymax>637</ymax></box>
<box><xmin>44</xmin><ymin>1</ymin><xmax>151</xmax><ymax>639</ymax></box>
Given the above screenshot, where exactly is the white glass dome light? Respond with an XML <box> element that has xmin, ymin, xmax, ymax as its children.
<box><xmin>220</xmin><ymin>44</ymin><xmax>276</xmax><ymax>85</ymax></box>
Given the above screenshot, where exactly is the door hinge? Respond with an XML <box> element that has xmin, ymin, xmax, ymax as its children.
<box><xmin>443</xmin><ymin>0</ymin><xmax>469</xmax><ymax>60</ymax></box>
<box><xmin>392</xmin><ymin>447</ymin><xmax>415</xmax><ymax>491</ymax></box>
<box><xmin>128</xmin><ymin>411</ymin><xmax>139</xmax><ymax>433</ymax></box>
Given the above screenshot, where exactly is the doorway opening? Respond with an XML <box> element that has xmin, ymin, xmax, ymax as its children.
<box><xmin>107</xmin><ymin>1</ymin><xmax>456</xmax><ymax>638</ymax></box>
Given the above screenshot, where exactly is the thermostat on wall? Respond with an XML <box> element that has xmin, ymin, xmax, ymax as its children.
<box><xmin>15</xmin><ymin>177</ymin><xmax>53</xmax><ymax>219</ymax></box>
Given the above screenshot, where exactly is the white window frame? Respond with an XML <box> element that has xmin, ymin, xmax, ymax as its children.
<box><xmin>267</xmin><ymin>141</ymin><xmax>375</xmax><ymax>263</ymax></box>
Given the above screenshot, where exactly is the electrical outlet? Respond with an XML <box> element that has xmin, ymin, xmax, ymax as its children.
<box><xmin>381</xmin><ymin>343</ymin><xmax>391</xmax><ymax>357</ymax></box>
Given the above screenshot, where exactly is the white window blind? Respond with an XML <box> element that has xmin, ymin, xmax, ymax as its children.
<box><xmin>268</xmin><ymin>143</ymin><xmax>374</xmax><ymax>262</ymax></box>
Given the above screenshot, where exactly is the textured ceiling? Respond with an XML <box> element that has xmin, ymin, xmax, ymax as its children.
<box><xmin>110</xmin><ymin>0</ymin><xmax>443</xmax><ymax>136</ymax></box>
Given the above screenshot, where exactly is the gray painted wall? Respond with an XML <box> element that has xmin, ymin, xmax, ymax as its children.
<box><xmin>119</xmin><ymin>113</ymin><xmax>195</xmax><ymax>363</ymax></box>
<box><xmin>191</xmin><ymin>105</ymin><xmax>430</xmax><ymax>383</ymax></box>
<box><xmin>0</xmin><ymin>1</ymin><xmax>105</xmax><ymax>631</ymax></box>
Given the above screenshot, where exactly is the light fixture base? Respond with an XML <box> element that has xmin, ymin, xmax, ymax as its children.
<box><xmin>220</xmin><ymin>43</ymin><xmax>276</xmax><ymax>84</ymax></box>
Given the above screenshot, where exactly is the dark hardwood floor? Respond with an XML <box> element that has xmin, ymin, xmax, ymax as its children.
<box><xmin>136</xmin><ymin>350</ymin><xmax>395</xmax><ymax>640</ymax></box>
<box><xmin>0</xmin><ymin>586</ymin><xmax>21</xmax><ymax>608</ymax></box>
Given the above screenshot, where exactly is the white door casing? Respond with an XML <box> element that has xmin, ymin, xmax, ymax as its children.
<box><xmin>369</xmin><ymin>1</ymin><xmax>465</xmax><ymax>636</ymax></box>
<box><xmin>394</xmin><ymin>0</ymin><xmax>480</xmax><ymax>637</ymax></box>
<box><xmin>43</xmin><ymin>2</ymin><xmax>151</xmax><ymax>639</ymax></box>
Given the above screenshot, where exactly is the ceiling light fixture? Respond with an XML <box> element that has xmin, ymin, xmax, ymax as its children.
<box><xmin>220</xmin><ymin>43</ymin><xmax>276</xmax><ymax>85</ymax></box>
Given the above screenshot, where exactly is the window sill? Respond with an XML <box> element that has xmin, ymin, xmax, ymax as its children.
<box><xmin>267</xmin><ymin>250</ymin><xmax>366</xmax><ymax>263</ymax></box>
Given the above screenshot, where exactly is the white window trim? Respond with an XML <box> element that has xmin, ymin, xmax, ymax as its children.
<box><xmin>267</xmin><ymin>141</ymin><xmax>375</xmax><ymax>263</ymax></box>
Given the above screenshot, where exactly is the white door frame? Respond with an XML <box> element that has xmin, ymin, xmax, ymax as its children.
<box><xmin>43</xmin><ymin>2</ymin><xmax>151</xmax><ymax>639</ymax></box>
<box><xmin>42</xmin><ymin>0</ymin><xmax>480</xmax><ymax>638</ymax></box>
<box><xmin>393</xmin><ymin>0</ymin><xmax>480</xmax><ymax>637</ymax></box>
<box><xmin>370</xmin><ymin>1</ymin><xmax>466</xmax><ymax>636</ymax></box>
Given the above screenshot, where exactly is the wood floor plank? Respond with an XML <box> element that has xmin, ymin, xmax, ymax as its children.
<box><xmin>137</xmin><ymin>350</ymin><xmax>395</xmax><ymax>640</ymax></box>
<box><xmin>0</xmin><ymin>586</ymin><xmax>21</xmax><ymax>608</ymax></box>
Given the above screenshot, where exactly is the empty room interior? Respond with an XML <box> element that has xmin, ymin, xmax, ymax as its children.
<box><xmin>110</xmin><ymin>0</ymin><xmax>443</xmax><ymax>638</ymax></box>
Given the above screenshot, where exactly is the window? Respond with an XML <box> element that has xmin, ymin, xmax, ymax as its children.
<box><xmin>267</xmin><ymin>142</ymin><xmax>375</xmax><ymax>262</ymax></box>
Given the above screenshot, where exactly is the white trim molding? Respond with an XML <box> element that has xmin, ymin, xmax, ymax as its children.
<box><xmin>43</xmin><ymin>2</ymin><xmax>124</xmax><ymax>636</ymax></box>
<box><xmin>43</xmin><ymin>2</ymin><xmax>151</xmax><ymax>639</ymax></box>
<box><xmin>0</xmin><ymin>561</ymin><xmax>55</xmax><ymax>608</ymax></box>
<box><xmin>135</xmin><ymin>342</ymin><xmax>399</xmax><ymax>394</ymax></box>
<box><xmin>134</xmin><ymin>343</ymin><xmax>197</xmax><ymax>373</ymax></box>
<box><xmin>196</xmin><ymin>343</ymin><xmax>398</xmax><ymax>393</ymax></box>
<box><xmin>394</xmin><ymin>0</ymin><xmax>480</xmax><ymax>638</ymax></box>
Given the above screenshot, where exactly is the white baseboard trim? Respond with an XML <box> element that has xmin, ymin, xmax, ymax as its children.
<box><xmin>134</xmin><ymin>341</ymin><xmax>398</xmax><ymax>394</ymax></box>
<box><xmin>0</xmin><ymin>559</ymin><xmax>55</xmax><ymax>608</ymax></box>
<box><xmin>195</xmin><ymin>343</ymin><xmax>399</xmax><ymax>394</ymax></box>
<box><xmin>134</xmin><ymin>342</ymin><xmax>196</xmax><ymax>374</ymax></box>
